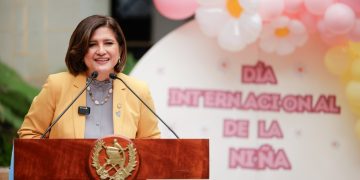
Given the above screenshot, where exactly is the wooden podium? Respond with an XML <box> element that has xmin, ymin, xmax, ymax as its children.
<box><xmin>14</xmin><ymin>138</ymin><xmax>209</xmax><ymax>179</ymax></box>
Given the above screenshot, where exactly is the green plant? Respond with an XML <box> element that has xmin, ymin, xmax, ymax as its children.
<box><xmin>123</xmin><ymin>53</ymin><xmax>137</xmax><ymax>75</ymax></box>
<box><xmin>0</xmin><ymin>60</ymin><xmax>39</xmax><ymax>166</ymax></box>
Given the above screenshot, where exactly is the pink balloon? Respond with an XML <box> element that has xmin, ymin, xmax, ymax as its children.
<box><xmin>153</xmin><ymin>0</ymin><xmax>198</xmax><ymax>20</ymax></box>
<box><xmin>258</xmin><ymin>0</ymin><xmax>285</xmax><ymax>22</ymax></box>
<box><xmin>324</xmin><ymin>3</ymin><xmax>356</xmax><ymax>35</ymax></box>
<box><xmin>348</xmin><ymin>19</ymin><xmax>360</xmax><ymax>42</ymax></box>
<box><xmin>339</xmin><ymin>0</ymin><xmax>360</xmax><ymax>14</ymax></box>
<box><xmin>299</xmin><ymin>12</ymin><xmax>319</xmax><ymax>34</ymax></box>
<box><xmin>284</xmin><ymin>0</ymin><xmax>304</xmax><ymax>14</ymax></box>
<box><xmin>304</xmin><ymin>0</ymin><xmax>335</xmax><ymax>16</ymax></box>
<box><xmin>318</xmin><ymin>20</ymin><xmax>348</xmax><ymax>46</ymax></box>
<box><xmin>320</xmin><ymin>33</ymin><xmax>348</xmax><ymax>46</ymax></box>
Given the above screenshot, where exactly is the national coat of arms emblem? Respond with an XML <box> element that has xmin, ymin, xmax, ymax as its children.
<box><xmin>90</xmin><ymin>137</ymin><xmax>138</xmax><ymax>180</ymax></box>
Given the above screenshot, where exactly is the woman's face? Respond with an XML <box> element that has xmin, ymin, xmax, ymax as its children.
<box><xmin>84</xmin><ymin>26</ymin><xmax>120</xmax><ymax>79</ymax></box>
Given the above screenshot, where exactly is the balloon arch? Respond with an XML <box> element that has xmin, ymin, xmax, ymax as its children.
<box><xmin>152</xmin><ymin>0</ymin><xmax>360</xmax><ymax>138</ymax></box>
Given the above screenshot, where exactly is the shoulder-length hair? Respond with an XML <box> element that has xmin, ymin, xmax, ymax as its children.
<box><xmin>65</xmin><ymin>15</ymin><xmax>127</xmax><ymax>75</ymax></box>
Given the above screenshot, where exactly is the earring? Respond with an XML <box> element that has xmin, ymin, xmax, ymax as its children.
<box><xmin>115</xmin><ymin>58</ymin><xmax>121</xmax><ymax>69</ymax></box>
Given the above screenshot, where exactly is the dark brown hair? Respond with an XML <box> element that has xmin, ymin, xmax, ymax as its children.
<box><xmin>65</xmin><ymin>15</ymin><xmax>127</xmax><ymax>75</ymax></box>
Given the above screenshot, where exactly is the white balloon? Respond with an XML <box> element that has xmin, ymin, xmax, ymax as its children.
<box><xmin>242</xmin><ymin>14</ymin><xmax>263</xmax><ymax>43</ymax></box>
<box><xmin>218</xmin><ymin>20</ymin><xmax>248</xmax><ymax>51</ymax></box>
<box><xmin>276</xmin><ymin>40</ymin><xmax>295</xmax><ymax>55</ymax></box>
<box><xmin>289</xmin><ymin>20</ymin><xmax>308</xmax><ymax>46</ymax></box>
<box><xmin>259</xmin><ymin>16</ymin><xmax>308</xmax><ymax>55</ymax></box>
<box><xmin>196</xmin><ymin>0</ymin><xmax>223</xmax><ymax>6</ymax></box>
<box><xmin>284</xmin><ymin>0</ymin><xmax>303</xmax><ymax>14</ymax></box>
<box><xmin>196</xmin><ymin>0</ymin><xmax>262</xmax><ymax>52</ymax></box>
<box><xmin>324</xmin><ymin>3</ymin><xmax>356</xmax><ymax>35</ymax></box>
<box><xmin>195</xmin><ymin>6</ymin><xmax>229</xmax><ymax>37</ymax></box>
<box><xmin>304</xmin><ymin>0</ymin><xmax>335</xmax><ymax>16</ymax></box>
<box><xmin>258</xmin><ymin>0</ymin><xmax>285</xmax><ymax>21</ymax></box>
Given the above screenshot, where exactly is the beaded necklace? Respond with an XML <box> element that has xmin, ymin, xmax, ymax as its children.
<box><xmin>86</xmin><ymin>79</ymin><xmax>113</xmax><ymax>105</ymax></box>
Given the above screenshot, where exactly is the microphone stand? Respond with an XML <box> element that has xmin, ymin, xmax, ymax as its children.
<box><xmin>109</xmin><ymin>73</ymin><xmax>180</xmax><ymax>139</ymax></box>
<box><xmin>41</xmin><ymin>72</ymin><xmax>98</xmax><ymax>138</ymax></box>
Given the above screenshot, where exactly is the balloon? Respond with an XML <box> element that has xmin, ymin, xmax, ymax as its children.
<box><xmin>218</xmin><ymin>14</ymin><xmax>262</xmax><ymax>51</ymax></box>
<box><xmin>299</xmin><ymin>12</ymin><xmax>319</xmax><ymax>34</ymax></box>
<box><xmin>259</xmin><ymin>16</ymin><xmax>308</xmax><ymax>55</ymax></box>
<box><xmin>339</xmin><ymin>0</ymin><xmax>360</xmax><ymax>14</ymax></box>
<box><xmin>340</xmin><ymin>71</ymin><xmax>353</xmax><ymax>85</ymax></box>
<box><xmin>351</xmin><ymin>59</ymin><xmax>360</xmax><ymax>80</ymax></box>
<box><xmin>218</xmin><ymin>20</ymin><xmax>248</xmax><ymax>51</ymax></box>
<box><xmin>348</xmin><ymin>19</ymin><xmax>360</xmax><ymax>42</ymax></box>
<box><xmin>324</xmin><ymin>3</ymin><xmax>356</xmax><ymax>35</ymax></box>
<box><xmin>226</xmin><ymin>0</ymin><xmax>243</xmax><ymax>18</ymax></box>
<box><xmin>258</xmin><ymin>0</ymin><xmax>285</xmax><ymax>21</ymax></box>
<box><xmin>195</xmin><ymin>6</ymin><xmax>229</xmax><ymax>37</ymax></box>
<box><xmin>304</xmin><ymin>0</ymin><xmax>335</xmax><ymax>16</ymax></box>
<box><xmin>317</xmin><ymin>20</ymin><xmax>348</xmax><ymax>46</ymax></box>
<box><xmin>350</xmin><ymin>104</ymin><xmax>360</xmax><ymax>117</ymax></box>
<box><xmin>346</xmin><ymin>81</ymin><xmax>360</xmax><ymax>108</ymax></box>
<box><xmin>348</xmin><ymin>41</ymin><xmax>360</xmax><ymax>53</ymax></box>
<box><xmin>196</xmin><ymin>0</ymin><xmax>223</xmax><ymax>6</ymax></box>
<box><xmin>356</xmin><ymin>120</ymin><xmax>360</xmax><ymax>139</ymax></box>
<box><xmin>153</xmin><ymin>0</ymin><xmax>198</xmax><ymax>20</ymax></box>
<box><xmin>345</xmin><ymin>80</ymin><xmax>360</xmax><ymax>116</ymax></box>
<box><xmin>348</xmin><ymin>41</ymin><xmax>360</xmax><ymax>61</ymax></box>
<box><xmin>324</xmin><ymin>45</ymin><xmax>353</xmax><ymax>76</ymax></box>
<box><xmin>284</xmin><ymin>0</ymin><xmax>304</xmax><ymax>14</ymax></box>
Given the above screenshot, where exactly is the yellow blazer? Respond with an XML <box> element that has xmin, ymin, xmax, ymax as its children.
<box><xmin>18</xmin><ymin>72</ymin><xmax>161</xmax><ymax>139</ymax></box>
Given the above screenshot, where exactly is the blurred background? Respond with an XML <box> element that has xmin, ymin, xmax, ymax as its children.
<box><xmin>0</xmin><ymin>0</ymin><xmax>189</xmax><ymax>175</ymax></box>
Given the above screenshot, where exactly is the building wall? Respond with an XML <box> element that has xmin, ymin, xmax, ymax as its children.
<box><xmin>0</xmin><ymin>0</ymin><xmax>110</xmax><ymax>86</ymax></box>
<box><xmin>0</xmin><ymin>0</ymin><xmax>187</xmax><ymax>87</ymax></box>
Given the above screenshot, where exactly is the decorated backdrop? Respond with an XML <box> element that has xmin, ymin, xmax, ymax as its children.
<box><xmin>131</xmin><ymin>0</ymin><xmax>360</xmax><ymax>179</ymax></box>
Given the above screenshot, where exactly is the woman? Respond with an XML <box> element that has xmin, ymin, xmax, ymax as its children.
<box><xmin>18</xmin><ymin>15</ymin><xmax>160</xmax><ymax>139</ymax></box>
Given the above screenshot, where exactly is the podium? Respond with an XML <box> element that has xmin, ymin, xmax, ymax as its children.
<box><xmin>14</xmin><ymin>138</ymin><xmax>209</xmax><ymax>179</ymax></box>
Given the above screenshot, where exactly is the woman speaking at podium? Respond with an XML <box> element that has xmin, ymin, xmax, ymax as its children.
<box><xmin>17</xmin><ymin>15</ymin><xmax>161</xmax><ymax>139</ymax></box>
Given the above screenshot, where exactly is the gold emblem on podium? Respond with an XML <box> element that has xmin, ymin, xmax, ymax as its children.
<box><xmin>91</xmin><ymin>137</ymin><xmax>137</xmax><ymax>180</ymax></box>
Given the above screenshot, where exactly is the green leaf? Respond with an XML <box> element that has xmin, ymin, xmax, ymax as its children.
<box><xmin>0</xmin><ymin>61</ymin><xmax>39</xmax><ymax>116</ymax></box>
<box><xmin>0</xmin><ymin>102</ymin><xmax>23</xmax><ymax>128</ymax></box>
<box><xmin>0</xmin><ymin>60</ymin><xmax>39</xmax><ymax>166</ymax></box>
<box><xmin>123</xmin><ymin>53</ymin><xmax>138</xmax><ymax>75</ymax></box>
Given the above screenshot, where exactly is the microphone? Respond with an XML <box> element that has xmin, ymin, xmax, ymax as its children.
<box><xmin>109</xmin><ymin>73</ymin><xmax>180</xmax><ymax>139</ymax></box>
<box><xmin>41</xmin><ymin>71</ymin><xmax>98</xmax><ymax>138</ymax></box>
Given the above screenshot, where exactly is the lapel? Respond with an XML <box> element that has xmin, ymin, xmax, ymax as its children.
<box><xmin>72</xmin><ymin>73</ymin><xmax>87</xmax><ymax>138</ymax></box>
<box><xmin>113</xmin><ymin>73</ymin><xmax>127</xmax><ymax>135</ymax></box>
